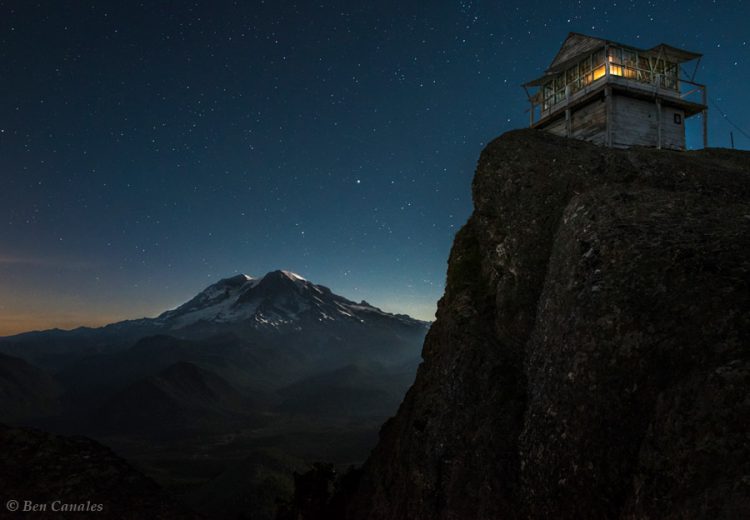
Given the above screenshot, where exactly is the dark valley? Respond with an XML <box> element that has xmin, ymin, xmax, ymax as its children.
<box><xmin>0</xmin><ymin>270</ymin><xmax>428</xmax><ymax>519</ymax></box>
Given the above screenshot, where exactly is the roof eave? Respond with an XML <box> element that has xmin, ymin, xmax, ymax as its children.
<box><xmin>524</xmin><ymin>35</ymin><xmax>703</xmax><ymax>87</ymax></box>
<box><xmin>641</xmin><ymin>44</ymin><xmax>702</xmax><ymax>63</ymax></box>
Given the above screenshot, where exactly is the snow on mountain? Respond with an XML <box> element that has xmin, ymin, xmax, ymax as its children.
<box><xmin>153</xmin><ymin>270</ymin><xmax>425</xmax><ymax>332</ymax></box>
<box><xmin>279</xmin><ymin>270</ymin><xmax>306</xmax><ymax>282</ymax></box>
<box><xmin>156</xmin><ymin>274</ymin><xmax>262</xmax><ymax>329</ymax></box>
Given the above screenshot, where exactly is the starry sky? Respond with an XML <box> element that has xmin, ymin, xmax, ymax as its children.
<box><xmin>1</xmin><ymin>0</ymin><xmax>748</xmax><ymax>335</ymax></box>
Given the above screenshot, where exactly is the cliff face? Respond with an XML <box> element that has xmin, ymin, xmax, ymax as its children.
<box><xmin>347</xmin><ymin>130</ymin><xmax>750</xmax><ymax>519</ymax></box>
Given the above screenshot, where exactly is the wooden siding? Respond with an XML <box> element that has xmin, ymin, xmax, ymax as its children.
<box><xmin>542</xmin><ymin>99</ymin><xmax>607</xmax><ymax>146</ymax></box>
<box><xmin>571</xmin><ymin>99</ymin><xmax>607</xmax><ymax>145</ymax></box>
<box><xmin>611</xmin><ymin>96</ymin><xmax>685</xmax><ymax>149</ymax></box>
<box><xmin>658</xmin><ymin>105</ymin><xmax>686</xmax><ymax>150</ymax></box>
<box><xmin>544</xmin><ymin>117</ymin><xmax>567</xmax><ymax>137</ymax></box>
<box><xmin>539</xmin><ymin>94</ymin><xmax>685</xmax><ymax>150</ymax></box>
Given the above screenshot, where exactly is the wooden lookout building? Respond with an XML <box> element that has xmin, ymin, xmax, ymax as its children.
<box><xmin>523</xmin><ymin>33</ymin><xmax>707</xmax><ymax>150</ymax></box>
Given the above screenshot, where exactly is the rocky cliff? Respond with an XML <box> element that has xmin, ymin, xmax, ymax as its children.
<box><xmin>346</xmin><ymin>130</ymin><xmax>750</xmax><ymax>519</ymax></box>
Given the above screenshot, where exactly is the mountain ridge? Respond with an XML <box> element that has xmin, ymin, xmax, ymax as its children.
<box><xmin>94</xmin><ymin>361</ymin><xmax>262</xmax><ymax>436</ymax></box>
<box><xmin>1</xmin><ymin>270</ymin><xmax>428</xmax><ymax>341</ymax></box>
<box><xmin>0</xmin><ymin>270</ymin><xmax>429</xmax><ymax>375</ymax></box>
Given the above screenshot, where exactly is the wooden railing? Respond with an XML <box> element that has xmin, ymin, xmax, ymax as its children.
<box><xmin>530</xmin><ymin>62</ymin><xmax>706</xmax><ymax>124</ymax></box>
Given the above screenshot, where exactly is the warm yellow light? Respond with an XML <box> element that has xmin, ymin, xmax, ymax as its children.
<box><xmin>593</xmin><ymin>65</ymin><xmax>606</xmax><ymax>80</ymax></box>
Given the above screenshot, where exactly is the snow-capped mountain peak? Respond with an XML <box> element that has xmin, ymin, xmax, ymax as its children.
<box><xmin>155</xmin><ymin>274</ymin><xmax>259</xmax><ymax>328</ymax></box>
<box><xmin>279</xmin><ymin>270</ymin><xmax>306</xmax><ymax>282</ymax></box>
<box><xmin>152</xmin><ymin>270</ymin><xmax>426</xmax><ymax>333</ymax></box>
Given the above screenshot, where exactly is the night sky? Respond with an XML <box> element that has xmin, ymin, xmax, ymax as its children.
<box><xmin>1</xmin><ymin>1</ymin><xmax>748</xmax><ymax>335</ymax></box>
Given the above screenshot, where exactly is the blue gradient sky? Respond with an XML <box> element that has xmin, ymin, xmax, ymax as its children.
<box><xmin>1</xmin><ymin>0</ymin><xmax>748</xmax><ymax>335</ymax></box>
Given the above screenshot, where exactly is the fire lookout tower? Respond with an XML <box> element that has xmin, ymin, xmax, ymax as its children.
<box><xmin>523</xmin><ymin>33</ymin><xmax>707</xmax><ymax>150</ymax></box>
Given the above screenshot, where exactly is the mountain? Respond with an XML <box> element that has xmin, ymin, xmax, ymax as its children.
<box><xmin>3</xmin><ymin>270</ymin><xmax>428</xmax><ymax>421</ymax></box>
<box><xmin>45</xmin><ymin>272</ymin><xmax>427</xmax><ymax>419</ymax></box>
<box><xmin>320</xmin><ymin>130</ymin><xmax>750</xmax><ymax>519</ymax></box>
<box><xmin>152</xmin><ymin>270</ymin><xmax>424</xmax><ymax>337</ymax></box>
<box><xmin>94</xmin><ymin>362</ymin><xmax>261</xmax><ymax>436</ymax></box>
<box><xmin>0</xmin><ymin>352</ymin><xmax>62</xmax><ymax>423</ymax></box>
<box><xmin>0</xmin><ymin>270</ymin><xmax>428</xmax><ymax>371</ymax></box>
<box><xmin>55</xmin><ymin>334</ymin><xmax>290</xmax><ymax>416</ymax></box>
<box><xmin>0</xmin><ymin>423</ymin><xmax>199</xmax><ymax>519</ymax></box>
<box><xmin>0</xmin><ymin>328</ymin><xmax>127</xmax><ymax>372</ymax></box>
<box><xmin>0</xmin><ymin>270</ymin><xmax>429</xmax><ymax>519</ymax></box>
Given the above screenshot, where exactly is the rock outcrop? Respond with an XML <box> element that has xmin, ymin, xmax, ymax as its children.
<box><xmin>346</xmin><ymin>130</ymin><xmax>750</xmax><ymax>519</ymax></box>
<box><xmin>0</xmin><ymin>424</ymin><xmax>199</xmax><ymax>519</ymax></box>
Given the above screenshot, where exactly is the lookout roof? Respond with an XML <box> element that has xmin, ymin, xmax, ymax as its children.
<box><xmin>524</xmin><ymin>32</ymin><xmax>702</xmax><ymax>87</ymax></box>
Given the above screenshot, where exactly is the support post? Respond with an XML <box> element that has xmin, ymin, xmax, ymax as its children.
<box><xmin>523</xmin><ymin>85</ymin><xmax>534</xmax><ymax>127</ymax></box>
<box><xmin>604</xmin><ymin>44</ymin><xmax>610</xmax><ymax>78</ymax></box>
<box><xmin>702</xmin><ymin>86</ymin><xmax>708</xmax><ymax>148</ymax></box>
<box><xmin>691</xmin><ymin>57</ymin><xmax>702</xmax><ymax>82</ymax></box>
<box><xmin>656</xmin><ymin>98</ymin><xmax>662</xmax><ymax>150</ymax></box>
<box><xmin>565</xmin><ymin>85</ymin><xmax>571</xmax><ymax>137</ymax></box>
<box><xmin>604</xmin><ymin>86</ymin><xmax>612</xmax><ymax>147</ymax></box>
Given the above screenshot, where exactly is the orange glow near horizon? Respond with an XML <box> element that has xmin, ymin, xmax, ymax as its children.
<box><xmin>0</xmin><ymin>281</ymin><xmax>165</xmax><ymax>337</ymax></box>
<box><xmin>0</xmin><ymin>312</ymin><xmax>119</xmax><ymax>337</ymax></box>
<box><xmin>0</xmin><ymin>292</ymin><xmax>438</xmax><ymax>337</ymax></box>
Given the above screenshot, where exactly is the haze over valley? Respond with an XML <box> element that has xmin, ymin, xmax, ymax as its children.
<box><xmin>0</xmin><ymin>270</ymin><xmax>428</xmax><ymax>519</ymax></box>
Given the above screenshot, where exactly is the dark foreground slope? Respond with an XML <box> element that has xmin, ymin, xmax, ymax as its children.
<box><xmin>0</xmin><ymin>353</ymin><xmax>62</xmax><ymax>423</ymax></box>
<box><xmin>346</xmin><ymin>130</ymin><xmax>750</xmax><ymax>519</ymax></box>
<box><xmin>0</xmin><ymin>424</ymin><xmax>198</xmax><ymax>519</ymax></box>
